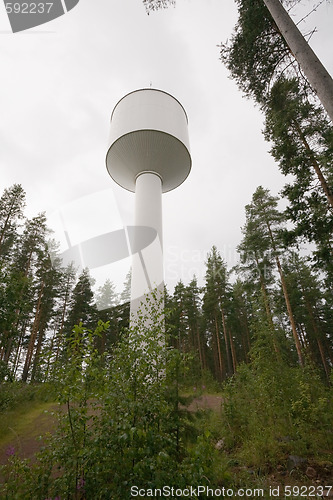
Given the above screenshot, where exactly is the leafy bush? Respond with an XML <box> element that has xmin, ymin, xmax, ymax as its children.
<box><xmin>1</xmin><ymin>298</ymin><xmax>229</xmax><ymax>498</ymax></box>
<box><xmin>0</xmin><ymin>381</ymin><xmax>54</xmax><ymax>413</ymax></box>
<box><xmin>219</xmin><ymin>332</ymin><xmax>333</xmax><ymax>469</ymax></box>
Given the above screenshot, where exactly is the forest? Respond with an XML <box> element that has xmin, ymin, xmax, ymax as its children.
<box><xmin>1</xmin><ymin>0</ymin><xmax>333</xmax><ymax>498</ymax></box>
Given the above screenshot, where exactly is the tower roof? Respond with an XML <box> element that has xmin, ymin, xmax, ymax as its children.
<box><xmin>106</xmin><ymin>88</ymin><xmax>191</xmax><ymax>193</ymax></box>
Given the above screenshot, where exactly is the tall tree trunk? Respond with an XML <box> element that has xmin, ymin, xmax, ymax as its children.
<box><xmin>228</xmin><ymin>329</ymin><xmax>237</xmax><ymax>373</ymax></box>
<box><xmin>30</xmin><ymin>325</ymin><xmax>46</xmax><ymax>382</ymax></box>
<box><xmin>298</xmin><ymin>323</ymin><xmax>308</xmax><ymax>351</ymax></box>
<box><xmin>293</xmin><ymin>119</ymin><xmax>333</xmax><ymax>209</ymax></box>
<box><xmin>12</xmin><ymin>321</ymin><xmax>27</xmax><ymax>377</ymax></box>
<box><xmin>0</xmin><ymin>335</ymin><xmax>8</xmax><ymax>361</ymax></box>
<box><xmin>265</xmin><ymin>221</ymin><xmax>304</xmax><ymax>365</ymax></box>
<box><xmin>242</xmin><ymin>316</ymin><xmax>251</xmax><ymax>357</ymax></box>
<box><xmin>44</xmin><ymin>332</ymin><xmax>56</xmax><ymax>382</ymax></box>
<box><xmin>214</xmin><ymin>313</ymin><xmax>224</xmax><ymax>381</ymax></box>
<box><xmin>22</xmin><ymin>282</ymin><xmax>44</xmax><ymax>382</ymax></box>
<box><xmin>196</xmin><ymin>325</ymin><xmax>204</xmax><ymax>372</ymax></box>
<box><xmin>221</xmin><ymin>307</ymin><xmax>232</xmax><ymax>375</ymax></box>
<box><xmin>277</xmin><ymin>258</ymin><xmax>303</xmax><ymax>366</ymax></box>
<box><xmin>302</xmin><ymin>290</ymin><xmax>331</xmax><ymax>383</ymax></box>
<box><xmin>237</xmin><ymin>297</ymin><xmax>251</xmax><ymax>359</ymax></box>
<box><xmin>263</xmin><ymin>0</ymin><xmax>333</xmax><ymax>122</ymax></box>
<box><xmin>3</xmin><ymin>302</ymin><xmax>25</xmax><ymax>365</ymax></box>
<box><xmin>317</xmin><ymin>338</ymin><xmax>330</xmax><ymax>385</ymax></box>
<box><xmin>55</xmin><ymin>279</ymin><xmax>71</xmax><ymax>363</ymax></box>
<box><xmin>254</xmin><ymin>253</ymin><xmax>281</xmax><ymax>358</ymax></box>
<box><xmin>241</xmin><ymin>326</ymin><xmax>249</xmax><ymax>363</ymax></box>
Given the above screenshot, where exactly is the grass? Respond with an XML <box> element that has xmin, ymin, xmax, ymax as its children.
<box><xmin>0</xmin><ymin>400</ymin><xmax>57</xmax><ymax>451</ymax></box>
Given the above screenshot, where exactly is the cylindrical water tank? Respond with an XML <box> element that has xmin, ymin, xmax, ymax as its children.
<box><xmin>106</xmin><ymin>88</ymin><xmax>191</xmax><ymax>193</ymax></box>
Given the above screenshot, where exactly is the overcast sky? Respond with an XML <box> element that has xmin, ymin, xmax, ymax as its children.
<box><xmin>1</xmin><ymin>0</ymin><xmax>332</xmax><ymax>295</ymax></box>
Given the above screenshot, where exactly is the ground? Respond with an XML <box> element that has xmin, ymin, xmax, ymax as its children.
<box><xmin>0</xmin><ymin>395</ymin><xmax>223</xmax><ymax>465</ymax></box>
<box><xmin>0</xmin><ymin>401</ymin><xmax>60</xmax><ymax>465</ymax></box>
<box><xmin>1</xmin><ymin>395</ymin><xmax>332</xmax><ymax>497</ymax></box>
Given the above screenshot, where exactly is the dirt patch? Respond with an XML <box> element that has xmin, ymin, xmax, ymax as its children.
<box><xmin>185</xmin><ymin>394</ymin><xmax>223</xmax><ymax>413</ymax></box>
<box><xmin>0</xmin><ymin>403</ymin><xmax>61</xmax><ymax>466</ymax></box>
<box><xmin>0</xmin><ymin>394</ymin><xmax>224</xmax><ymax>467</ymax></box>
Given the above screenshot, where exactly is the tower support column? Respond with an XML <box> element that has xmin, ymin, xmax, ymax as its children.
<box><xmin>130</xmin><ymin>172</ymin><xmax>164</xmax><ymax>325</ymax></box>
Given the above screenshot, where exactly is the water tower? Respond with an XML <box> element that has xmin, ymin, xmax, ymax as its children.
<box><xmin>106</xmin><ymin>88</ymin><xmax>191</xmax><ymax>325</ymax></box>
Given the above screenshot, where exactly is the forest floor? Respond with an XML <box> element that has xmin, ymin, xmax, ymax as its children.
<box><xmin>0</xmin><ymin>395</ymin><xmax>223</xmax><ymax>466</ymax></box>
<box><xmin>1</xmin><ymin>394</ymin><xmax>332</xmax><ymax>497</ymax></box>
<box><xmin>0</xmin><ymin>401</ymin><xmax>61</xmax><ymax>465</ymax></box>
<box><xmin>184</xmin><ymin>393</ymin><xmax>223</xmax><ymax>412</ymax></box>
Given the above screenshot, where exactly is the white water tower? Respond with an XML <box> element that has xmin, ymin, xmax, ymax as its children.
<box><xmin>106</xmin><ymin>88</ymin><xmax>191</xmax><ymax>325</ymax></box>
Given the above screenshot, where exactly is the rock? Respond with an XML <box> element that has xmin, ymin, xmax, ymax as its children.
<box><xmin>215</xmin><ymin>439</ymin><xmax>225</xmax><ymax>450</ymax></box>
<box><xmin>287</xmin><ymin>455</ymin><xmax>307</xmax><ymax>471</ymax></box>
<box><xmin>305</xmin><ymin>466</ymin><xmax>317</xmax><ymax>479</ymax></box>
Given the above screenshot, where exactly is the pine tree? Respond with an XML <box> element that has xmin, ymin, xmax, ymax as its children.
<box><xmin>95</xmin><ymin>278</ymin><xmax>119</xmax><ymax>354</ymax></box>
<box><xmin>20</xmin><ymin>223</ymin><xmax>58</xmax><ymax>382</ymax></box>
<box><xmin>220</xmin><ymin>0</ymin><xmax>333</xmax><ymax>282</ymax></box>
<box><xmin>0</xmin><ymin>184</ymin><xmax>25</xmax><ymax>263</ymax></box>
<box><xmin>96</xmin><ymin>279</ymin><xmax>118</xmax><ymax>312</ymax></box>
<box><xmin>120</xmin><ymin>269</ymin><xmax>131</xmax><ymax>305</ymax></box>
<box><xmin>29</xmin><ymin>251</ymin><xmax>62</xmax><ymax>382</ymax></box>
<box><xmin>1</xmin><ymin>214</ymin><xmax>49</xmax><ymax>375</ymax></box>
<box><xmin>220</xmin><ymin>0</ymin><xmax>333</xmax><ymax>118</ymax></box>
<box><xmin>51</xmin><ymin>263</ymin><xmax>77</xmax><ymax>363</ymax></box>
<box><xmin>185</xmin><ymin>277</ymin><xmax>206</xmax><ymax>372</ymax></box>
<box><xmin>237</xmin><ymin>210</ymin><xmax>280</xmax><ymax>358</ymax></box>
<box><xmin>262</xmin><ymin>0</ymin><xmax>333</xmax><ymax>121</ymax></box>
<box><xmin>263</xmin><ymin>78</ymin><xmax>333</xmax><ymax>281</ymax></box>
<box><xmin>202</xmin><ymin>247</ymin><xmax>231</xmax><ymax>381</ymax></box>
<box><xmin>229</xmin><ymin>279</ymin><xmax>252</xmax><ymax>364</ymax></box>
<box><xmin>169</xmin><ymin>280</ymin><xmax>188</xmax><ymax>351</ymax></box>
<box><xmin>245</xmin><ymin>186</ymin><xmax>303</xmax><ymax>365</ymax></box>
<box><xmin>65</xmin><ymin>268</ymin><xmax>97</xmax><ymax>335</ymax></box>
<box><xmin>281</xmin><ymin>253</ymin><xmax>332</xmax><ymax>381</ymax></box>
<box><xmin>265</xmin><ymin>78</ymin><xmax>333</xmax><ymax>208</ymax></box>
<box><xmin>220</xmin><ymin>0</ymin><xmax>294</xmax><ymax>105</ymax></box>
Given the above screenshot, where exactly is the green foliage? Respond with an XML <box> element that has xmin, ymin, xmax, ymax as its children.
<box><xmin>221</xmin><ymin>0</ymin><xmax>333</xmax><ymax>287</ymax></box>
<box><xmin>220</xmin><ymin>0</ymin><xmax>291</xmax><ymax>104</ymax></box>
<box><xmin>1</xmin><ymin>318</ymin><xmax>332</xmax><ymax>496</ymax></box>
<box><xmin>264</xmin><ymin>77</ymin><xmax>333</xmax><ymax>278</ymax></box>
<box><xmin>0</xmin><ymin>381</ymin><xmax>54</xmax><ymax>414</ymax></box>
<box><xmin>202</xmin><ymin>247</ymin><xmax>232</xmax><ymax>381</ymax></box>
<box><xmin>64</xmin><ymin>268</ymin><xmax>98</xmax><ymax>336</ymax></box>
<box><xmin>0</xmin><ymin>301</ymin><xmax>228</xmax><ymax>498</ymax></box>
<box><xmin>219</xmin><ymin>332</ymin><xmax>333</xmax><ymax>469</ymax></box>
<box><xmin>0</xmin><ymin>183</ymin><xmax>26</xmax><ymax>263</ymax></box>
